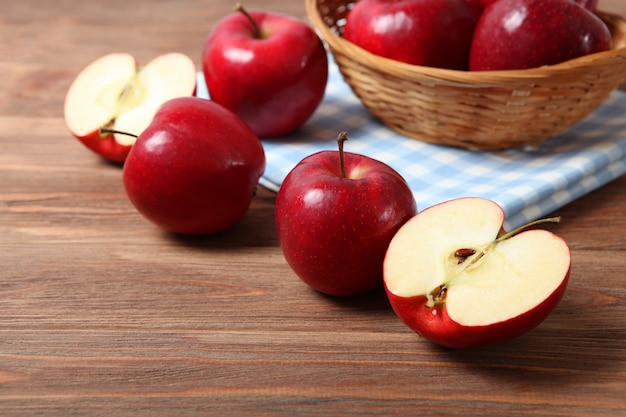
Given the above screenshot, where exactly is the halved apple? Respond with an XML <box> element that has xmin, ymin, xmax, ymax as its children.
<box><xmin>383</xmin><ymin>197</ymin><xmax>571</xmax><ymax>349</ymax></box>
<box><xmin>63</xmin><ymin>52</ymin><xmax>196</xmax><ymax>162</ymax></box>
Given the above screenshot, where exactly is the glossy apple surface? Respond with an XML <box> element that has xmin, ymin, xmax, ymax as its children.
<box><xmin>123</xmin><ymin>97</ymin><xmax>265</xmax><ymax>235</ymax></box>
<box><xmin>574</xmin><ymin>0</ymin><xmax>598</xmax><ymax>12</ymax></box>
<box><xmin>478</xmin><ymin>0</ymin><xmax>598</xmax><ymax>8</ymax></box>
<box><xmin>202</xmin><ymin>7</ymin><xmax>328</xmax><ymax>137</ymax></box>
<box><xmin>478</xmin><ymin>0</ymin><xmax>598</xmax><ymax>7</ymax></box>
<box><xmin>64</xmin><ymin>53</ymin><xmax>196</xmax><ymax>163</ymax></box>
<box><xmin>476</xmin><ymin>0</ymin><xmax>498</xmax><ymax>7</ymax></box>
<box><xmin>275</xmin><ymin>134</ymin><xmax>417</xmax><ymax>297</ymax></box>
<box><xmin>343</xmin><ymin>0</ymin><xmax>481</xmax><ymax>70</ymax></box>
<box><xmin>469</xmin><ymin>0</ymin><xmax>611</xmax><ymax>71</ymax></box>
<box><xmin>383</xmin><ymin>197</ymin><xmax>571</xmax><ymax>349</ymax></box>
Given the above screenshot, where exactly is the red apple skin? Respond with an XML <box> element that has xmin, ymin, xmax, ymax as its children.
<box><xmin>384</xmin><ymin>270</ymin><xmax>570</xmax><ymax>349</ymax></box>
<box><xmin>64</xmin><ymin>53</ymin><xmax>138</xmax><ymax>164</ymax></box>
<box><xmin>74</xmin><ymin>132</ymin><xmax>131</xmax><ymax>164</ymax></box>
<box><xmin>469</xmin><ymin>0</ymin><xmax>612</xmax><ymax>71</ymax></box>
<box><xmin>343</xmin><ymin>0</ymin><xmax>482</xmax><ymax>70</ymax></box>
<box><xmin>202</xmin><ymin>9</ymin><xmax>328</xmax><ymax>137</ymax></box>
<box><xmin>122</xmin><ymin>97</ymin><xmax>265</xmax><ymax>235</ymax></box>
<box><xmin>478</xmin><ymin>0</ymin><xmax>598</xmax><ymax>8</ymax></box>
<box><xmin>476</xmin><ymin>0</ymin><xmax>498</xmax><ymax>7</ymax></box>
<box><xmin>275</xmin><ymin>151</ymin><xmax>417</xmax><ymax>297</ymax></box>
<box><xmin>574</xmin><ymin>0</ymin><xmax>598</xmax><ymax>12</ymax></box>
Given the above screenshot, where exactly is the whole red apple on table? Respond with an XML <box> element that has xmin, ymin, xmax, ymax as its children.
<box><xmin>275</xmin><ymin>132</ymin><xmax>417</xmax><ymax>297</ymax></box>
<box><xmin>469</xmin><ymin>0</ymin><xmax>612</xmax><ymax>71</ymax></box>
<box><xmin>202</xmin><ymin>5</ymin><xmax>328</xmax><ymax>137</ymax></box>
<box><xmin>342</xmin><ymin>0</ymin><xmax>482</xmax><ymax>70</ymax></box>
<box><xmin>122</xmin><ymin>97</ymin><xmax>266</xmax><ymax>235</ymax></box>
<box><xmin>64</xmin><ymin>52</ymin><xmax>196</xmax><ymax>163</ymax></box>
<box><xmin>383</xmin><ymin>197</ymin><xmax>571</xmax><ymax>349</ymax></box>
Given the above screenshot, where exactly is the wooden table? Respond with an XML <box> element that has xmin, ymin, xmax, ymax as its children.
<box><xmin>2</xmin><ymin>1</ymin><xmax>626</xmax><ymax>415</ymax></box>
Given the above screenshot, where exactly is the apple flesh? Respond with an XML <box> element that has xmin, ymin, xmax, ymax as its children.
<box><xmin>275</xmin><ymin>133</ymin><xmax>417</xmax><ymax>297</ymax></box>
<box><xmin>64</xmin><ymin>52</ymin><xmax>196</xmax><ymax>162</ymax></box>
<box><xmin>122</xmin><ymin>96</ymin><xmax>265</xmax><ymax>235</ymax></box>
<box><xmin>202</xmin><ymin>6</ymin><xmax>328</xmax><ymax>137</ymax></box>
<box><xmin>383</xmin><ymin>197</ymin><xmax>571</xmax><ymax>349</ymax></box>
<box><xmin>469</xmin><ymin>0</ymin><xmax>612</xmax><ymax>71</ymax></box>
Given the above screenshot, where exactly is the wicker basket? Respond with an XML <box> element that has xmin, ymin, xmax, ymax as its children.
<box><xmin>306</xmin><ymin>0</ymin><xmax>626</xmax><ymax>149</ymax></box>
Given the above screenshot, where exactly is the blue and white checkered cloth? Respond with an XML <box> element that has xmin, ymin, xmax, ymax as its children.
<box><xmin>197</xmin><ymin>60</ymin><xmax>626</xmax><ymax>230</ymax></box>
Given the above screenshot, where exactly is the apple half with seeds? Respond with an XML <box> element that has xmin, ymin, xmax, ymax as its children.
<box><xmin>383</xmin><ymin>197</ymin><xmax>571</xmax><ymax>349</ymax></box>
<box><xmin>64</xmin><ymin>52</ymin><xmax>196</xmax><ymax>162</ymax></box>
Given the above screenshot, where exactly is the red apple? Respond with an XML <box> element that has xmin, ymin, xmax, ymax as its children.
<box><xmin>342</xmin><ymin>0</ymin><xmax>482</xmax><ymax>70</ymax></box>
<box><xmin>383</xmin><ymin>197</ymin><xmax>571</xmax><ymax>349</ymax></box>
<box><xmin>275</xmin><ymin>132</ymin><xmax>417</xmax><ymax>297</ymax></box>
<box><xmin>122</xmin><ymin>97</ymin><xmax>265</xmax><ymax>235</ymax></box>
<box><xmin>573</xmin><ymin>0</ymin><xmax>599</xmax><ymax>12</ymax></box>
<box><xmin>202</xmin><ymin>5</ymin><xmax>328</xmax><ymax>137</ymax></box>
<box><xmin>469</xmin><ymin>0</ymin><xmax>611</xmax><ymax>71</ymax></box>
<box><xmin>481</xmin><ymin>0</ymin><xmax>599</xmax><ymax>9</ymax></box>
<box><xmin>476</xmin><ymin>0</ymin><xmax>498</xmax><ymax>7</ymax></box>
<box><xmin>64</xmin><ymin>52</ymin><xmax>196</xmax><ymax>163</ymax></box>
<box><xmin>582</xmin><ymin>0</ymin><xmax>598</xmax><ymax>11</ymax></box>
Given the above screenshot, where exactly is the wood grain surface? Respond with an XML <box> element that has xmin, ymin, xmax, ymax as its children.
<box><xmin>1</xmin><ymin>1</ymin><xmax>626</xmax><ymax>416</ymax></box>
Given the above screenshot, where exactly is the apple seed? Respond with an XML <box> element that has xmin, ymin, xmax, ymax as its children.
<box><xmin>454</xmin><ymin>248</ymin><xmax>476</xmax><ymax>264</ymax></box>
<box><xmin>426</xmin><ymin>284</ymin><xmax>448</xmax><ymax>308</ymax></box>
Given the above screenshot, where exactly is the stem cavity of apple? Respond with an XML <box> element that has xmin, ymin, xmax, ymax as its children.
<box><xmin>235</xmin><ymin>3</ymin><xmax>263</xmax><ymax>39</ymax></box>
<box><xmin>337</xmin><ymin>131</ymin><xmax>349</xmax><ymax>179</ymax></box>
<box><xmin>426</xmin><ymin>216</ymin><xmax>562</xmax><ymax>309</ymax></box>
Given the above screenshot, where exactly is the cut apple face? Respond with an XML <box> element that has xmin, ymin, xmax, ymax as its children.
<box><xmin>64</xmin><ymin>52</ymin><xmax>196</xmax><ymax>162</ymax></box>
<box><xmin>383</xmin><ymin>197</ymin><xmax>571</xmax><ymax>348</ymax></box>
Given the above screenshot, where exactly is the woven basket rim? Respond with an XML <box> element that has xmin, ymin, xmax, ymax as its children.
<box><xmin>306</xmin><ymin>0</ymin><xmax>626</xmax><ymax>85</ymax></box>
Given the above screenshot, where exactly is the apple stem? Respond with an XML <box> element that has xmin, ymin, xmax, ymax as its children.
<box><xmin>99</xmin><ymin>127</ymin><xmax>138</xmax><ymax>139</ymax></box>
<box><xmin>234</xmin><ymin>3</ymin><xmax>262</xmax><ymax>39</ymax></box>
<box><xmin>495</xmin><ymin>216</ymin><xmax>561</xmax><ymax>242</ymax></box>
<box><xmin>337</xmin><ymin>131</ymin><xmax>349</xmax><ymax>179</ymax></box>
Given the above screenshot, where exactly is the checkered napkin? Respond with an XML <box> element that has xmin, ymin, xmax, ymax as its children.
<box><xmin>196</xmin><ymin>60</ymin><xmax>626</xmax><ymax>229</ymax></box>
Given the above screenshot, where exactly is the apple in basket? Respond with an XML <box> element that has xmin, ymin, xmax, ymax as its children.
<box><xmin>469</xmin><ymin>0</ymin><xmax>612</xmax><ymax>71</ymax></box>
<box><xmin>202</xmin><ymin>4</ymin><xmax>328</xmax><ymax>137</ymax></box>
<box><xmin>342</xmin><ymin>0</ymin><xmax>482</xmax><ymax>70</ymax></box>
<box><xmin>477</xmin><ymin>0</ymin><xmax>597</xmax><ymax>12</ymax></box>
<box><xmin>275</xmin><ymin>132</ymin><xmax>417</xmax><ymax>297</ymax></box>
<box><xmin>574</xmin><ymin>0</ymin><xmax>598</xmax><ymax>11</ymax></box>
<box><xmin>548</xmin><ymin>0</ymin><xmax>599</xmax><ymax>11</ymax></box>
<box><xmin>383</xmin><ymin>197</ymin><xmax>571</xmax><ymax>349</ymax></box>
<box><xmin>120</xmin><ymin>97</ymin><xmax>265</xmax><ymax>235</ymax></box>
<box><xmin>64</xmin><ymin>53</ymin><xmax>196</xmax><ymax>163</ymax></box>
